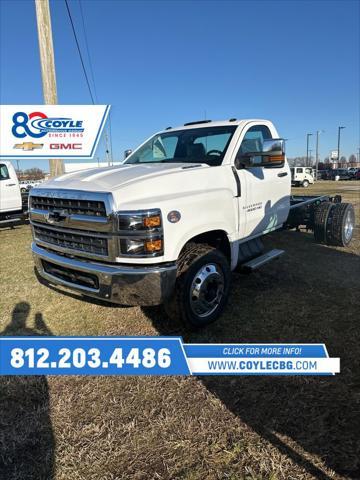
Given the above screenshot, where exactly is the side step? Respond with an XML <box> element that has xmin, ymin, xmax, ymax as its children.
<box><xmin>241</xmin><ymin>249</ymin><xmax>284</xmax><ymax>272</ymax></box>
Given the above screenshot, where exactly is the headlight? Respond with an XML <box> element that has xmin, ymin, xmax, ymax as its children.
<box><xmin>120</xmin><ymin>237</ymin><xmax>163</xmax><ymax>256</ymax></box>
<box><xmin>117</xmin><ymin>209</ymin><xmax>163</xmax><ymax>257</ymax></box>
<box><xmin>118</xmin><ymin>209</ymin><xmax>162</xmax><ymax>232</ymax></box>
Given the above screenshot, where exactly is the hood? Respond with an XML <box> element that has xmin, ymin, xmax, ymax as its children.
<box><xmin>41</xmin><ymin>163</ymin><xmax>206</xmax><ymax>192</ymax></box>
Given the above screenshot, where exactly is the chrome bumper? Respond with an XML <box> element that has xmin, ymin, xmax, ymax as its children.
<box><xmin>32</xmin><ymin>243</ymin><xmax>177</xmax><ymax>306</ymax></box>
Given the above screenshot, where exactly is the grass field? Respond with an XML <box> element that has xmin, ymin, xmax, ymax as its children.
<box><xmin>0</xmin><ymin>181</ymin><xmax>359</xmax><ymax>480</ymax></box>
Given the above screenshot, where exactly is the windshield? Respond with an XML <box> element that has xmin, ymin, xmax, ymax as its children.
<box><xmin>125</xmin><ymin>126</ymin><xmax>237</xmax><ymax>167</ymax></box>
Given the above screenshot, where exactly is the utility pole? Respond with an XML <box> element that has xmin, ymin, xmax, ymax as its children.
<box><xmin>315</xmin><ymin>130</ymin><xmax>323</xmax><ymax>180</ymax></box>
<box><xmin>337</xmin><ymin>126</ymin><xmax>345</xmax><ymax>165</ymax></box>
<box><xmin>309</xmin><ymin>149</ymin><xmax>313</xmax><ymax>166</ymax></box>
<box><xmin>34</xmin><ymin>0</ymin><xmax>64</xmax><ymax>177</ymax></box>
<box><xmin>306</xmin><ymin>133</ymin><xmax>312</xmax><ymax>166</ymax></box>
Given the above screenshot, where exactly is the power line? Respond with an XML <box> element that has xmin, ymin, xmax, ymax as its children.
<box><xmin>65</xmin><ymin>0</ymin><xmax>113</xmax><ymax>161</ymax></box>
<box><xmin>77</xmin><ymin>0</ymin><xmax>113</xmax><ymax>161</ymax></box>
<box><xmin>64</xmin><ymin>0</ymin><xmax>95</xmax><ymax>104</ymax></box>
<box><xmin>78</xmin><ymin>0</ymin><xmax>98</xmax><ymax>102</ymax></box>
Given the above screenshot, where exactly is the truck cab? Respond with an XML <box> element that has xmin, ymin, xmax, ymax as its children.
<box><xmin>0</xmin><ymin>161</ymin><xmax>22</xmax><ymax>217</ymax></box>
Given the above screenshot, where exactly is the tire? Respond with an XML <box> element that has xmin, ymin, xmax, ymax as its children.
<box><xmin>302</xmin><ymin>180</ymin><xmax>309</xmax><ymax>188</ymax></box>
<box><xmin>21</xmin><ymin>188</ymin><xmax>26</xmax><ymax>193</ymax></box>
<box><xmin>314</xmin><ymin>202</ymin><xmax>334</xmax><ymax>243</ymax></box>
<box><xmin>327</xmin><ymin>203</ymin><xmax>355</xmax><ymax>247</ymax></box>
<box><xmin>164</xmin><ymin>243</ymin><xmax>231</xmax><ymax>328</ymax></box>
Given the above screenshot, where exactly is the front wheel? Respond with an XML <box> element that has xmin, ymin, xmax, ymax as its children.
<box><xmin>302</xmin><ymin>180</ymin><xmax>310</xmax><ymax>188</ymax></box>
<box><xmin>164</xmin><ymin>243</ymin><xmax>231</xmax><ymax>328</ymax></box>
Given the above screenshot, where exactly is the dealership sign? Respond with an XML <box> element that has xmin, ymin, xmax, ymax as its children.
<box><xmin>0</xmin><ymin>338</ymin><xmax>340</xmax><ymax>376</ymax></box>
<box><xmin>0</xmin><ymin>105</ymin><xmax>110</xmax><ymax>158</ymax></box>
<box><xmin>330</xmin><ymin>150</ymin><xmax>339</xmax><ymax>160</ymax></box>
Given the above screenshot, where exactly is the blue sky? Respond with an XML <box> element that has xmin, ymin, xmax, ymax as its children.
<box><xmin>0</xmin><ymin>0</ymin><xmax>359</xmax><ymax>171</ymax></box>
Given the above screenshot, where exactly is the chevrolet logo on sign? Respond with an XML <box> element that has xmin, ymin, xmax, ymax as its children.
<box><xmin>14</xmin><ymin>142</ymin><xmax>44</xmax><ymax>151</ymax></box>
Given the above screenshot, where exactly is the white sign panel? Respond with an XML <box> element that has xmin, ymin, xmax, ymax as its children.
<box><xmin>330</xmin><ymin>150</ymin><xmax>338</xmax><ymax>160</ymax></box>
<box><xmin>0</xmin><ymin>105</ymin><xmax>110</xmax><ymax>159</ymax></box>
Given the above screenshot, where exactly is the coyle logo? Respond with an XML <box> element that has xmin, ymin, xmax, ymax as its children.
<box><xmin>12</xmin><ymin>111</ymin><xmax>84</xmax><ymax>139</ymax></box>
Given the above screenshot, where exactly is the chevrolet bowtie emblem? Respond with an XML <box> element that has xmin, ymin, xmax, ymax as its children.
<box><xmin>14</xmin><ymin>142</ymin><xmax>44</xmax><ymax>151</ymax></box>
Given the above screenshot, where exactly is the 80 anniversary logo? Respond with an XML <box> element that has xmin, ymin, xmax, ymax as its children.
<box><xmin>12</xmin><ymin>111</ymin><xmax>84</xmax><ymax>138</ymax></box>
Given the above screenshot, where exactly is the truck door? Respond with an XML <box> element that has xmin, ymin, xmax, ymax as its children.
<box><xmin>0</xmin><ymin>163</ymin><xmax>22</xmax><ymax>213</ymax></box>
<box><xmin>233</xmin><ymin>123</ymin><xmax>290</xmax><ymax>239</ymax></box>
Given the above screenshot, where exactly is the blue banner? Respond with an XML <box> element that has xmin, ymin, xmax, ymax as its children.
<box><xmin>0</xmin><ymin>337</ymin><xmax>339</xmax><ymax>376</ymax></box>
<box><xmin>0</xmin><ymin>337</ymin><xmax>190</xmax><ymax>376</ymax></box>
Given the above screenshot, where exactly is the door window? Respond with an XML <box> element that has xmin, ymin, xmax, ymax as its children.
<box><xmin>296</xmin><ymin>168</ymin><xmax>303</xmax><ymax>173</ymax></box>
<box><xmin>237</xmin><ymin>125</ymin><xmax>272</xmax><ymax>166</ymax></box>
<box><xmin>0</xmin><ymin>164</ymin><xmax>10</xmax><ymax>180</ymax></box>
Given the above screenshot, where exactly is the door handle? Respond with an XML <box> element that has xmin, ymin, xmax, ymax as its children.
<box><xmin>277</xmin><ymin>172</ymin><xmax>288</xmax><ymax>178</ymax></box>
<box><xmin>6</xmin><ymin>183</ymin><xmax>17</xmax><ymax>186</ymax></box>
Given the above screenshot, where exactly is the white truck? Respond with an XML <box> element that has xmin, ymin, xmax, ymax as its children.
<box><xmin>290</xmin><ymin>166</ymin><xmax>315</xmax><ymax>187</ymax></box>
<box><xmin>0</xmin><ymin>161</ymin><xmax>27</xmax><ymax>226</ymax></box>
<box><xmin>29</xmin><ymin>119</ymin><xmax>355</xmax><ymax>327</ymax></box>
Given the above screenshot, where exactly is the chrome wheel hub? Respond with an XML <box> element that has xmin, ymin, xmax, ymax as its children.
<box><xmin>344</xmin><ymin>210</ymin><xmax>354</xmax><ymax>242</ymax></box>
<box><xmin>189</xmin><ymin>263</ymin><xmax>224</xmax><ymax>318</ymax></box>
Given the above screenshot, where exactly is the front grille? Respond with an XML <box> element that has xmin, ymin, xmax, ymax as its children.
<box><xmin>31</xmin><ymin>196</ymin><xmax>107</xmax><ymax>217</ymax></box>
<box><xmin>42</xmin><ymin>260</ymin><xmax>99</xmax><ymax>289</ymax></box>
<box><xmin>34</xmin><ymin>225</ymin><xmax>108</xmax><ymax>256</ymax></box>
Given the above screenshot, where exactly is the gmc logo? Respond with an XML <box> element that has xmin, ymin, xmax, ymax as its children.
<box><xmin>50</xmin><ymin>143</ymin><xmax>82</xmax><ymax>150</ymax></box>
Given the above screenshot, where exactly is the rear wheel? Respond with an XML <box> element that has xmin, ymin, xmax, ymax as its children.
<box><xmin>164</xmin><ymin>243</ymin><xmax>231</xmax><ymax>328</ymax></box>
<box><xmin>327</xmin><ymin>203</ymin><xmax>355</xmax><ymax>247</ymax></box>
<box><xmin>314</xmin><ymin>202</ymin><xmax>334</xmax><ymax>243</ymax></box>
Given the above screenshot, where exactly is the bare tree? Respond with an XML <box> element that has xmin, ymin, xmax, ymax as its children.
<box><xmin>23</xmin><ymin>168</ymin><xmax>45</xmax><ymax>180</ymax></box>
<box><xmin>348</xmin><ymin>154</ymin><xmax>357</xmax><ymax>165</ymax></box>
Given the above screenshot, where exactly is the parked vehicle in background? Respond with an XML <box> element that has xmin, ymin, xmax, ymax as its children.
<box><xmin>290</xmin><ymin>167</ymin><xmax>314</xmax><ymax>187</ymax></box>
<box><xmin>317</xmin><ymin>169</ymin><xmax>330</xmax><ymax>180</ymax></box>
<box><xmin>329</xmin><ymin>168</ymin><xmax>352</xmax><ymax>181</ymax></box>
<box><xmin>0</xmin><ymin>161</ymin><xmax>28</xmax><ymax>225</ymax></box>
<box><xmin>20</xmin><ymin>179</ymin><xmax>44</xmax><ymax>192</ymax></box>
<box><xmin>29</xmin><ymin>118</ymin><xmax>356</xmax><ymax>327</ymax></box>
<box><xmin>348</xmin><ymin>167</ymin><xmax>360</xmax><ymax>179</ymax></box>
<box><xmin>19</xmin><ymin>180</ymin><xmax>31</xmax><ymax>193</ymax></box>
<box><xmin>355</xmin><ymin>170</ymin><xmax>360</xmax><ymax>180</ymax></box>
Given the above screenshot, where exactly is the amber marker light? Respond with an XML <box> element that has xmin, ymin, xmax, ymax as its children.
<box><xmin>145</xmin><ymin>239</ymin><xmax>163</xmax><ymax>252</ymax></box>
<box><xmin>143</xmin><ymin>215</ymin><xmax>161</xmax><ymax>228</ymax></box>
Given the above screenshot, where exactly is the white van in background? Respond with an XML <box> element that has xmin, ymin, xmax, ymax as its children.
<box><xmin>290</xmin><ymin>167</ymin><xmax>315</xmax><ymax>187</ymax></box>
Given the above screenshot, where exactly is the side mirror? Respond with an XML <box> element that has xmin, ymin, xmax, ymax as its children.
<box><xmin>235</xmin><ymin>138</ymin><xmax>285</xmax><ymax>169</ymax></box>
<box><xmin>124</xmin><ymin>149</ymin><xmax>132</xmax><ymax>159</ymax></box>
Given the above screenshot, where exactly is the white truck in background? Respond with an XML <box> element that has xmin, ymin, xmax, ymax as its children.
<box><xmin>290</xmin><ymin>166</ymin><xmax>315</xmax><ymax>187</ymax></box>
<box><xmin>0</xmin><ymin>161</ymin><xmax>27</xmax><ymax>226</ymax></box>
<box><xmin>19</xmin><ymin>179</ymin><xmax>44</xmax><ymax>193</ymax></box>
<box><xmin>29</xmin><ymin>119</ymin><xmax>355</xmax><ymax>327</ymax></box>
